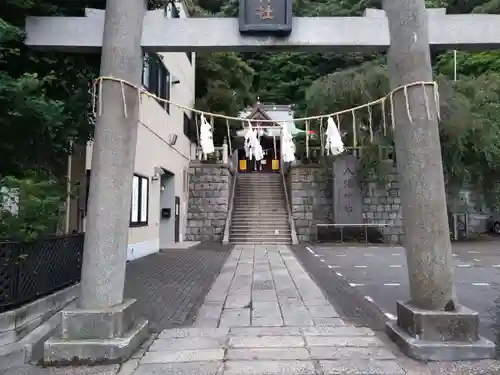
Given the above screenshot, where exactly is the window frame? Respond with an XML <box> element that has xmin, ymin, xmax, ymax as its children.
<box><xmin>130</xmin><ymin>174</ymin><xmax>149</xmax><ymax>227</ymax></box>
<box><xmin>143</xmin><ymin>53</ymin><xmax>171</xmax><ymax>114</ymax></box>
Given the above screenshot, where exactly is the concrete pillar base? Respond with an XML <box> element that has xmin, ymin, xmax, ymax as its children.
<box><xmin>387</xmin><ymin>301</ymin><xmax>495</xmax><ymax>361</ymax></box>
<box><xmin>42</xmin><ymin>299</ymin><xmax>148</xmax><ymax>365</ymax></box>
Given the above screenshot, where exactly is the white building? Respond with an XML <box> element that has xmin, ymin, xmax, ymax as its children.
<box><xmin>68</xmin><ymin>2</ymin><xmax>197</xmax><ymax>261</ymax></box>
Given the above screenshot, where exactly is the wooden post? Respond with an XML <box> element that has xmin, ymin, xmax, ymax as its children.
<box><xmin>305</xmin><ymin>120</ymin><xmax>310</xmax><ymax>159</ymax></box>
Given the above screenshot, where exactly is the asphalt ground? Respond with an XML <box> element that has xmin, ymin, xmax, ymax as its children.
<box><xmin>305</xmin><ymin>241</ymin><xmax>500</xmax><ymax>344</ymax></box>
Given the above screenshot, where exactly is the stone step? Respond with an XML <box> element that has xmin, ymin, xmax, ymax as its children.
<box><xmin>234</xmin><ymin>209</ymin><xmax>287</xmax><ymax>214</ymax></box>
<box><xmin>234</xmin><ymin>203</ymin><xmax>286</xmax><ymax>207</ymax></box>
<box><xmin>237</xmin><ymin>183</ymin><xmax>282</xmax><ymax>186</ymax></box>
<box><xmin>233</xmin><ymin>206</ymin><xmax>287</xmax><ymax>210</ymax></box>
<box><xmin>233</xmin><ymin>213</ymin><xmax>287</xmax><ymax>216</ymax></box>
<box><xmin>236</xmin><ymin>185</ymin><xmax>283</xmax><ymax>188</ymax></box>
<box><xmin>230</xmin><ymin>231</ymin><xmax>291</xmax><ymax>237</ymax></box>
<box><xmin>232</xmin><ymin>214</ymin><xmax>288</xmax><ymax>218</ymax></box>
<box><xmin>235</xmin><ymin>199</ymin><xmax>285</xmax><ymax>203</ymax></box>
<box><xmin>229</xmin><ymin>234</ymin><xmax>291</xmax><ymax>242</ymax></box>
<box><xmin>231</xmin><ymin>223</ymin><xmax>289</xmax><ymax>227</ymax></box>
<box><xmin>230</xmin><ymin>225</ymin><xmax>291</xmax><ymax>231</ymax></box>
<box><xmin>235</xmin><ymin>198</ymin><xmax>285</xmax><ymax>200</ymax></box>
<box><xmin>236</xmin><ymin>185</ymin><xmax>283</xmax><ymax>187</ymax></box>
<box><xmin>237</xmin><ymin>182</ymin><xmax>282</xmax><ymax>185</ymax></box>
<box><xmin>230</xmin><ymin>239</ymin><xmax>292</xmax><ymax>244</ymax></box>
<box><xmin>230</xmin><ymin>234</ymin><xmax>292</xmax><ymax>241</ymax></box>
<box><xmin>237</xmin><ymin>190</ymin><xmax>283</xmax><ymax>192</ymax></box>
<box><xmin>236</xmin><ymin>191</ymin><xmax>284</xmax><ymax>194</ymax></box>
<box><xmin>231</xmin><ymin>229</ymin><xmax>290</xmax><ymax>233</ymax></box>
<box><xmin>230</xmin><ymin>219</ymin><xmax>289</xmax><ymax>224</ymax></box>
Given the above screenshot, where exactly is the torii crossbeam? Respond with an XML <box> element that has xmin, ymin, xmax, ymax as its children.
<box><xmin>25</xmin><ymin>8</ymin><xmax>500</xmax><ymax>52</ymax></box>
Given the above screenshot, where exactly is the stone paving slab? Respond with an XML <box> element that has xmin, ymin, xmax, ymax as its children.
<box><xmin>127</xmin><ymin>245</ymin><xmax>412</xmax><ymax>375</ymax></box>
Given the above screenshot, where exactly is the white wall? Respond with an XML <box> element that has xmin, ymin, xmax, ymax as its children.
<box><xmin>85</xmin><ymin>2</ymin><xmax>197</xmax><ymax>260</ymax></box>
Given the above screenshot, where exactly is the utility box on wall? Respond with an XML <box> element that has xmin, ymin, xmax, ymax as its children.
<box><xmin>161</xmin><ymin>208</ymin><xmax>171</xmax><ymax>219</ymax></box>
<box><xmin>239</xmin><ymin>0</ymin><xmax>292</xmax><ymax>36</ymax></box>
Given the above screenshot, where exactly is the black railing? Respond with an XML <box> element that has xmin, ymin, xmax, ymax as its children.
<box><xmin>0</xmin><ymin>233</ymin><xmax>84</xmax><ymax>313</ymax></box>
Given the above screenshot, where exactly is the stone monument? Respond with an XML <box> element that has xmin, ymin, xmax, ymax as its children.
<box><xmin>333</xmin><ymin>154</ymin><xmax>363</xmax><ymax>224</ymax></box>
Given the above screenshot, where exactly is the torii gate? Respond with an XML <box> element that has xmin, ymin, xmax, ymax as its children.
<box><xmin>25</xmin><ymin>0</ymin><xmax>498</xmax><ymax>364</ymax></box>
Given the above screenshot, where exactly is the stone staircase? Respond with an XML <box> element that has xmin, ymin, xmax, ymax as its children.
<box><xmin>229</xmin><ymin>173</ymin><xmax>292</xmax><ymax>244</ymax></box>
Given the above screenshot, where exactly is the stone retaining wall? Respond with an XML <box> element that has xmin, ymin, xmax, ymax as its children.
<box><xmin>361</xmin><ymin>166</ymin><xmax>404</xmax><ymax>244</ymax></box>
<box><xmin>185</xmin><ymin>162</ymin><xmax>232</xmax><ymax>242</ymax></box>
<box><xmin>287</xmin><ymin>162</ymin><xmax>404</xmax><ymax>244</ymax></box>
<box><xmin>287</xmin><ymin>164</ymin><xmax>333</xmax><ymax>243</ymax></box>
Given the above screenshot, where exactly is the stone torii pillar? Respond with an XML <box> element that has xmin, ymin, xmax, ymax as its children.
<box><xmin>42</xmin><ymin>0</ymin><xmax>150</xmax><ymax>365</ymax></box>
<box><xmin>383</xmin><ymin>0</ymin><xmax>494</xmax><ymax>361</ymax></box>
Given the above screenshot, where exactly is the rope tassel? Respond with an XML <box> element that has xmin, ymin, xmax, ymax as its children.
<box><xmin>89</xmin><ymin>76</ymin><xmax>439</xmax><ymax>147</ymax></box>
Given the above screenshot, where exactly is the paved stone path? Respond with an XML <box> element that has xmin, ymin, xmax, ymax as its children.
<box><xmin>125</xmin><ymin>245</ymin><xmax>420</xmax><ymax>375</ymax></box>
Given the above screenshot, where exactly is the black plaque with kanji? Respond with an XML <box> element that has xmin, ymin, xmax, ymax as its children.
<box><xmin>239</xmin><ymin>0</ymin><xmax>292</xmax><ymax>36</ymax></box>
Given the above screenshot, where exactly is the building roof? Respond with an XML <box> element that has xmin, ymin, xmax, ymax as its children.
<box><xmin>236</xmin><ymin>103</ymin><xmax>299</xmax><ymax>138</ymax></box>
<box><xmin>239</xmin><ymin>104</ymin><xmax>294</xmax><ymax>126</ymax></box>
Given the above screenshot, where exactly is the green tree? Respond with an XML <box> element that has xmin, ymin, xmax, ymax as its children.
<box><xmin>305</xmin><ymin>61</ymin><xmax>500</xmax><ymax>207</ymax></box>
<box><xmin>0</xmin><ymin>174</ymin><xmax>68</xmax><ymax>241</ymax></box>
<box><xmin>184</xmin><ymin>0</ymin><xmax>256</xmax><ymax>143</ymax></box>
<box><xmin>0</xmin><ymin>0</ymin><xmax>101</xmax><ymax>177</ymax></box>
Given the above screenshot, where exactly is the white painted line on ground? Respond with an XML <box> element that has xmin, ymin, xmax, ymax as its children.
<box><xmin>493</xmin><ymin>265</ymin><xmax>500</xmax><ymax>268</ymax></box>
<box><xmin>320</xmin><ymin>259</ymin><xmax>325</xmax><ymax>263</ymax></box>
<box><xmin>354</xmin><ymin>265</ymin><xmax>367</xmax><ymax>268</ymax></box>
<box><xmin>392</xmin><ymin>254</ymin><xmax>401</xmax><ymax>256</ymax></box>
<box><xmin>328</xmin><ymin>265</ymin><xmax>339</xmax><ymax>269</ymax></box>
<box><xmin>349</xmin><ymin>283</ymin><xmax>364</xmax><ymax>287</ymax></box>
<box><xmin>364</xmin><ymin>253</ymin><xmax>373</xmax><ymax>257</ymax></box>
<box><xmin>468</xmin><ymin>251</ymin><xmax>480</xmax><ymax>254</ymax></box>
<box><xmin>452</xmin><ymin>254</ymin><xmax>457</xmax><ymax>257</ymax></box>
<box><xmin>472</xmin><ymin>283</ymin><xmax>490</xmax><ymax>286</ymax></box>
<box><xmin>306</xmin><ymin>246</ymin><xmax>315</xmax><ymax>254</ymax></box>
<box><xmin>473</xmin><ymin>259</ymin><xmax>481</xmax><ymax>262</ymax></box>
<box><xmin>336</xmin><ymin>254</ymin><xmax>347</xmax><ymax>257</ymax></box>
<box><xmin>335</xmin><ymin>272</ymin><xmax>343</xmax><ymax>277</ymax></box>
<box><xmin>456</xmin><ymin>264</ymin><xmax>471</xmax><ymax>268</ymax></box>
<box><xmin>314</xmin><ymin>254</ymin><xmax>320</xmax><ymax>257</ymax></box>
<box><xmin>385</xmin><ymin>312</ymin><xmax>397</xmax><ymax>320</ymax></box>
<box><xmin>383</xmin><ymin>283</ymin><xmax>401</xmax><ymax>286</ymax></box>
<box><xmin>389</xmin><ymin>265</ymin><xmax>402</xmax><ymax>268</ymax></box>
<box><xmin>364</xmin><ymin>296</ymin><xmax>374</xmax><ymax>302</ymax></box>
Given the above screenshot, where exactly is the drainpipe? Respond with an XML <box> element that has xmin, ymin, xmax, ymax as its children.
<box><xmin>64</xmin><ymin>140</ymin><xmax>73</xmax><ymax>234</ymax></box>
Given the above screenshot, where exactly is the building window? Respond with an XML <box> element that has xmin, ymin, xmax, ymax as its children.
<box><xmin>143</xmin><ymin>53</ymin><xmax>170</xmax><ymax>113</ymax></box>
<box><xmin>183</xmin><ymin>112</ymin><xmax>197</xmax><ymax>142</ymax></box>
<box><xmin>183</xmin><ymin>113</ymin><xmax>190</xmax><ymax>138</ymax></box>
<box><xmin>131</xmin><ymin>174</ymin><xmax>149</xmax><ymax>227</ymax></box>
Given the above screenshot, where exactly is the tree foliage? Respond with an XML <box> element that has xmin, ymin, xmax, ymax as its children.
<box><xmin>0</xmin><ymin>174</ymin><xmax>68</xmax><ymax>241</ymax></box>
<box><xmin>0</xmin><ymin>0</ymin><xmax>103</xmax><ymax>177</ymax></box>
<box><xmin>3</xmin><ymin>0</ymin><xmax>500</xmax><ymax>215</ymax></box>
<box><xmin>305</xmin><ymin>60</ymin><xmax>500</xmax><ymax>206</ymax></box>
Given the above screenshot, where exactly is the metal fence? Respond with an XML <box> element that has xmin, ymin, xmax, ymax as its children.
<box><xmin>0</xmin><ymin>233</ymin><xmax>84</xmax><ymax>313</ymax></box>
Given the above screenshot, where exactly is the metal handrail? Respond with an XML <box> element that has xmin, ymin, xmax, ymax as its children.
<box><xmin>281</xmin><ymin>163</ymin><xmax>299</xmax><ymax>245</ymax></box>
<box><xmin>315</xmin><ymin>223</ymin><xmax>391</xmax><ymax>244</ymax></box>
<box><xmin>222</xmin><ymin>166</ymin><xmax>238</xmax><ymax>245</ymax></box>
